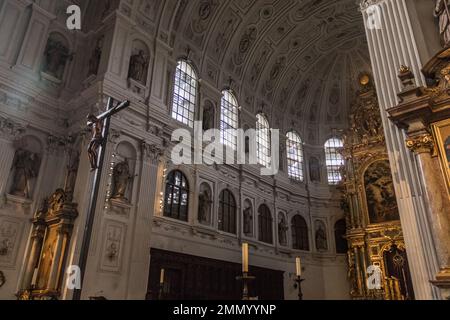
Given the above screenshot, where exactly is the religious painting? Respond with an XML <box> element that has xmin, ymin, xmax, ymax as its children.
<box><xmin>364</xmin><ymin>160</ymin><xmax>400</xmax><ymax>224</ymax></box>
<box><xmin>432</xmin><ymin>119</ymin><xmax>450</xmax><ymax>196</ymax></box>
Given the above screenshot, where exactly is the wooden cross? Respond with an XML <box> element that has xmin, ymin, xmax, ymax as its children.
<box><xmin>73</xmin><ymin>98</ymin><xmax>130</xmax><ymax>300</ymax></box>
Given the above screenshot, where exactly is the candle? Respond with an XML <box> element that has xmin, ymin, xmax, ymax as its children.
<box><xmin>159</xmin><ymin>268</ymin><xmax>165</xmax><ymax>284</ymax></box>
<box><xmin>296</xmin><ymin>257</ymin><xmax>302</xmax><ymax>277</ymax></box>
<box><xmin>31</xmin><ymin>268</ymin><xmax>39</xmax><ymax>286</ymax></box>
<box><xmin>242</xmin><ymin>243</ymin><xmax>249</xmax><ymax>273</ymax></box>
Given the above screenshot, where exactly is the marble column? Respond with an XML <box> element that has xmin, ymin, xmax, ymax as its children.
<box><xmin>360</xmin><ymin>0</ymin><xmax>441</xmax><ymax>300</ymax></box>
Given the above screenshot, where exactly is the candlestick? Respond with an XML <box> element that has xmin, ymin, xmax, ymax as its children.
<box><xmin>242</xmin><ymin>243</ymin><xmax>249</xmax><ymax>273</ymax></box>
<box><xmin>296</xmin><ymin>257</ymin><xmax>302</xmax><ymax>277</ymax></box>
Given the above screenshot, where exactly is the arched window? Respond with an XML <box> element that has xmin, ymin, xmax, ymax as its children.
<box><xmin>256</xmin><ymin>114</ymin><xmax>271</xmax><ymax>167</ymax></box>
<box><xmin>324</xmin><ymin>137</ymin><xmax>344</xmax><ymax>185</ymax></box>
<box><xmin>218</xmin><ymin>189</ymin><xmax>237</xmax><ymax>234</ymax></box>
<box><xmin>171</xmin><ymin>60</ymin><xmax>197</xmax><ymax>127</ymax></box>
<box><xmin>258</xmin><ymin>204</ymin><xmax>273</xmax><ymax>244</ymax></box>
<box><xmin>163</xmin><ymin>170</ymin><xmax>189</xmax><ymax>221</ymax></box>
<box><xmin>220</xmin><ymin>90</ymin><xmax>239</xmax><ymax>150</ymax></box>
<box><xmin>286</xmin><ymin>132</ymin><xmax>304</xmax><ymax>181</ymax></box>
<box><xmin>292</xmin><ymin>215</ymin><xmax>309</xmax><ymax>251</ymax></box>
<box><xmin>334</xmin><ymin>219</ymin><xmax>348</xmax><ymax>254</ymax></box>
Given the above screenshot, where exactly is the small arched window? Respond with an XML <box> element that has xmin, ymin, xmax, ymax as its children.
<box><xmin>171</xmin><ymin>60</ymin><xmax>197</xmax><ymax>127</ymax></box>
<box><xmin>286</xmin><ymin>132</ymin><xmax>304</xmax><ymax>181</ymax></box>
<box><xmin>218</xmin><ymin>189</ymin><xmax>237</xmax><ymax>234</ymax></box>
<box><xmin>292</xmin><ymin>215</ymin><xmax>309</xmax><ymax>251</ymax></box>
<box><xmin>334</xmin><ymin>219</ymin><xmax>348</xmax><ymax>254</ymax></box>
<box><xmin>220</xmin><ymin>90</ymin><xmax>239</xmax><ymax>150</ymax></box>
<box><xmin>324</xmin><ymin>137</ymin><xmax>344</xmax><ymax>185</ymax></box>
<box><xmin>256</xmin><ymin>114</ymin><xmax>271</xmax><ymax>167</ymax></box>
<box><xmin>258</xmin><ymin>204</ymin><xmax>273</xmax><ymax>244</ymax></box>
<box><xmin>163</xmin><ymin>170</ymin><xmax>189</xmax><ymax>221</ymax></box>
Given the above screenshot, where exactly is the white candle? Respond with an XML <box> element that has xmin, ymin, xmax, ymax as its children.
<box><xmin>242</xmin><ymin>243</ymin><xmax>249</xmax><ymax>273</ymax></box>
<box><xmin>31</xmin><ymin>268</ymin><xmax>39</xmax><ymax>286</ymax></box>
<box><xmin>296</xmin><ymin>257</ymin><xmax>302</xmax><ymax>277</ymax></box>
<box><xmin>159</xmin><ymin>268</ymin><xmax>165</xmax><ymax>284</ymax></box>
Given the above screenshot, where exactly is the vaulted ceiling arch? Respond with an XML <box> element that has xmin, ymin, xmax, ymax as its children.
<box><xmin>162</xmin><ymin>0</ymin><xmax>372</xmax><ymax>144</ymax></box>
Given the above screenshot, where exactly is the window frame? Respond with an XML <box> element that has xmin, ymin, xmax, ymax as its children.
<box><xmin>286</xmin><ymin>131</ymin><xmax>304</xmax><ymax>182</ymax></box>
<box><xmin>171</xmin><ymin>60</ymin><xmax>198</xmax><ymax>128</ymax></box>
<box><xmin>324</xmin><ymin>137</ymin><xmax>344</xmax><ymax>185</ymax></box>
<box><xmin>291</xmin><ymin>215</ymin><xmax>309</xmax><ymax>251</ymax></box>
<box><xmin>163</xmin><ymin>170</ymin><xmax>190</xmax><ymax>222</ymax></box>
<box><xmin>256</xmin><ymin>114</ymin><xmax>271</xmax><ymax>167</ymax></box>
<box><xmin>218</xmin><ymin>189</ymin><xmax>237</xmax><ymax>234</ymax></box>
<box><xmin>220</xmin><ymin>90</ymin><xmax>239</xmax><ymax>150</ymax></box>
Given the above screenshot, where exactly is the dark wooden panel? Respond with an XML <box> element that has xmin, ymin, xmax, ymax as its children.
<box><xmin>147</xmin><ymin>248</ymin><xmax>284</xmax><ymax>300</ymax></box>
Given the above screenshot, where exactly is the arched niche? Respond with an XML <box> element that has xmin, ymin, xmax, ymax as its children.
<box><xmin>110</xmin><ymin>141</ymin><xmax>137</xmax><ymax>203</ymax></box>
<box><xmin>314</xmin><ymin>220</ymin><xmax>328</xmax><ymax>252</ymax></box>
<box><xmin>41</xmin><ymin>32</ymin><xmax>71</xmax><ymax>83</ymax></box>
<box><xmin>277</xmin><ymin>212</ymin><xmax>288</xmax><ymax>246</ymax></box>
<box><xmin>128</xmin><ymin>39</ymin><xmax>150</xmax><ymax>85</ymax></box>
<box><xmin>8</xmin><ymin>135</ymin><xmax>43</xmax><ymax>199</ymax></box>
<box><xmin>198</xmin><ymin>182</ymin><xmax>212</xmax><ymax>225</ymax></box>
<box><xmin>243</xmin><ymin>199</ymin><xmax>253</xmax><ymax>236</ymax></box>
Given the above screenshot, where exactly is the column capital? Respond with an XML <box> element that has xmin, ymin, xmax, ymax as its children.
<box><xmin>141</xmin><ymin>141</ymin><xmax>164</xmax><ymax>164</ymax></box>
<box><xmin>359</xmin><ymin>0</ymin><xmax>384</xmax><ymax>11</ymax></box>
<box><xmin>406</xmin><ymin>133</ymin><xmax>435</xmax><ymax>155</ymax></box>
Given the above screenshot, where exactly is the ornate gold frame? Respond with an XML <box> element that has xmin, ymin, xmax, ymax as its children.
<box><xmin>431</xmin><ymin>119</ymin><xmax>450</xmax><ymax>197</ymax></box>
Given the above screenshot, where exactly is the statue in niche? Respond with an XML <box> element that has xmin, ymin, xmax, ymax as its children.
<box><xmin>128</xmin><ymin>50</ymin><xmax>149</xmax><ymax>84</ymax></box>
<box><xmin>243</xmin><ymin>206</ymin><xmax>253</xmax><ymax>235</ymax></box>
<box><xmin>202</xmin><ymin>104</ymin><xmax>214</xmax><ymax>131</ymax></box>
<box><xmin>364</xmin><ymin>161</ymin><xmax>399</xmax><ymax>224</ymax></box>
<box><xmin>42</xmin><ymin>38</ymin><xmax>70</xmax><ymax>80</ymax></box>
<box><xmin>10</xmin><ymin>149</ymin><xmax>40</xmax><ymax>198</ymax></box>
<box><xmin>111</xmin><ymin>159</ymin><xmax>134</xmax><ymax>201</ymax></box>
<box><xmin>315</xmin><ymin>223</ymin><xmax>328</xmax><ymax>251</ymax></box>
<box><xmin>278</xmin><ymin>215</ymin><xmax>288</xmax><ymax>246</ymax></box>
<box><xmin>88</xmin><ymin>36</ymin><xmax>104</xmax><ymax>76</ymax></box>
<box><xmin>435</xmin><ymin>0</ymin><xmax>450</xmax><ymax>48</ymax></box>
<box><xmin>198</xmin><ymin>189</ymin><xmax>212</xmax><ymax>224</ymax></box>
<box><xmin>309</xmin><ymin>157</ymin><xmax>321</xmax><ymax>182</ymax></box>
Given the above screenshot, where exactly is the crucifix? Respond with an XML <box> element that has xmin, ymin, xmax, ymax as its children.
<box><xmin>73</xmin><ymin>98</ymin><xmax>130</xmax><ymax>300</ymax></box>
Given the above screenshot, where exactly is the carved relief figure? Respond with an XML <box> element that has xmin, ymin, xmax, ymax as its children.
<box><xmin>42</xmin><ymin>36</ymin><xmax>70</xmax><ymax>80</ymax></box>
<box><xmin>315</xmin><ymin>222</ymin><xmax>328</xmax><ymax>251</ymax></box>
<box><xmin>435</xmin><ymin>0</ymin><xmax>450</xmax><ymax>48</ymax></box>
<box><xmin>278</xmin><ymin>214</ymin><xmax>288</xmax><ymax>246</ymax></box>
<box><xmin>364</xmin><ymin>160</ymin><xmax>400</xmax><ymax>224</ymax></box>
<box><xmin>10</xmin><ymin>149</ymin><xmax>40</xmax><ymax>198</ymax></box>
<box><xmin>128</xmin><ymin>50</ymin><xmax>149</xmax><ymax>84</ymax></box>
<box><xmin>198</xmin><ymin>188</ymin><xmax>212</xmax><ymax>224</ymax></box>
<box><xmin>88</xmin><ymin>36</ymin><xmax>104</xmax><ymax>76</ymax></box>
<box><xmin>111</xmin><ymin>159</ymin><xmax>134</xmax><ymax>201</ymax></box>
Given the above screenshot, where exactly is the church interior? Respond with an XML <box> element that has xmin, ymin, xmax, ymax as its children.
<box><xmin>0</xmin><ymin>0</ymin><xmax>450</xmax><ymax>301</ymax></box>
